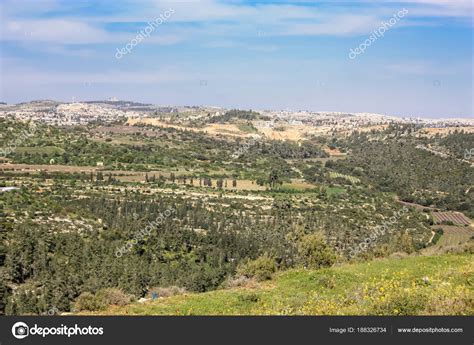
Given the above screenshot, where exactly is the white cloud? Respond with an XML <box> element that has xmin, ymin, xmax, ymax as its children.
<box><xmin>3</xmin><ymin>20</ymin><xmax>110</xmax><ymax>44</ymax></box>
<box><xmin>1</xmin><ymin>0</ymin><xmax>471</xmax><ymax>47</ymax></box>
<box><xmin>281</xmin><ymin>14</ymin><xmax>381</xmax><ymax>36</ymax></box>
<box><xmin>2</xmin><ymin>18</ymin><xmax>185</xmax><ymax>46</ymax></box>
<box><xmin>382</xmin><ymin>0</ymin><xmax>472</xmax><ymax>16</ymax></box>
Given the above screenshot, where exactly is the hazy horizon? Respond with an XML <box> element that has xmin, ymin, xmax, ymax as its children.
<box><xmin>1</xmin><ymin>0</ymin><xmax>473</xmax><ymax>118</ymax></box>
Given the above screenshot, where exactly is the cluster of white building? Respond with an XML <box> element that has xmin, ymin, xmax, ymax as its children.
<box><xmin>0</xmin><ymin>102</ymin><xmax>139</xmax><ymax>125</ymax></box>
<box><xmin>257</xmin><ymin>109</ymin><xmax>474</xmax><ymax>131</ymax></box>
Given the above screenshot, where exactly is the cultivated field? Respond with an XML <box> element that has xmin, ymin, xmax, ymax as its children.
<box><xmin>329</xmin><ymin>171</ymin><xmax>360</xmax><ymax>184</ymax></box>
<box><xmin>437</xmin><ymin>226</ymin><xmax>474</xmax><ymax>246</ymax></box>
<box><xmin>432</xmin><ymin>212</ymin><xmax>472</xmax><ymax>226</ymax></box>
<box><xmin>0</xmin><ymin>163</ymin><xmax>99</xmax><ymax>173</ymax></box>
<box><xmin>423</xmin><ymin>226</ymin><xmax>474</xmax><ymax>255</ymax></box>
<box><xmin>126</xmin><ymin>118</ymin><xmax>251</xmax><ymax>138</ymax></box>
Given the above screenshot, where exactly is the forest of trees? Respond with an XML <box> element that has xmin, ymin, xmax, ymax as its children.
<box><xmin>207</xmin><ymin>110</ymin><xmax>269</xmax><ymax>123</ymax></box>
<box><xmin>331</xmin><ymin>127</ymin><xmax>474</xmax><ymax>217</ymax></box>
<box><xmin>0</xmin><ymin>183</ymin><xmax>431</xmax><ymax>314</ymax></box>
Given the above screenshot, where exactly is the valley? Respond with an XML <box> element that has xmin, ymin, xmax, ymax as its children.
<box><xmin>0</xmin><ymin>103</ymin><xmax>473</xmax><ymax>316</ymax></box>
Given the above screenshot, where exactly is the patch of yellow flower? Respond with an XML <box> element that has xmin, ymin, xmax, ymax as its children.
<box><xmin>282</xmin><ymin>265</ymin><xmax>473</xmax><ymax>315</ymax></box>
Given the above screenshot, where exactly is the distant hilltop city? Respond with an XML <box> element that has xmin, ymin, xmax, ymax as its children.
<box><xmin>0</xmin><ymin>99</ymin><xmax>473</xmax><ymax>129</ymax></box>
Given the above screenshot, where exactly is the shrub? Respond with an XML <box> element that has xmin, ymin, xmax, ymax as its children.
<box><xmin>394</xmin><ymin>232</ymin><xmax>415</xmax><ymax>254</ymax></box>
<box><xmin>96</xmin><ymin>288</ymin><xmax>132</xmax><ymax>306</ymax></box>
<box><xmin>236</xmin><ymin>254</ymin><xmax>276</xmax><ymax>281</ymax></box>
<box><xmin>370</xmin><ymin>292</ymin><xmax>428</xmax><ymax>315</ymax></box>
<box><xmin>372</xmin><ymin>244</ymin><xmax>390</xmax><ymax>258</ymax></box>
<box><xmin>221</xmin><ymin>275</ymin><xmax>257</xmax><ymax>289</ymax></box>
<box><xmin>73</xmin><ymin>292</ymin><xmax>106</xmax><ymax>312</ymax></box>
<box><xmin>73</xmin><ymin>288</ymin><xmax>132</xmax><ymax>311</ymax></box>
<box><xmin>389</xmin><ymin>251</ymin><xmax>409</xmax><ymax>259</ymax></box>
<box><xmin>296</xmin><ymin>232</ymin><xmax>336</xmax><ymax>269</ymax></box>
<box><xmin>440</xmin><ymin>220</ymin><xmax>454</xmax><ymax>226</ymax></box>
<box><xmin>424</xmin><ymin>288</ymin><xmax>474</xmax><ymax>315</ymax></box>
<box><xmin>314</xmin><ymin>275</ymin><xmax>336</xmax><ymax>289</ymax></box>
<box><xmin>237</xmin><ymin>293</ymin><xmax>260</xmax><ymax>303</ymax></box>
<box><xmin>443</xmin><ymin>242</ymin><xmax>474</xmax><ymax>254</ymax></box>
<box><xmin>148</xmin><ymin>286</ymin><xmax>186</xmax><ymax>299</ymax></box>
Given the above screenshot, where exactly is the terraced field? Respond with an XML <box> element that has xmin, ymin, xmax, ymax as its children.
<box><xmin>432</xmin><ymin>212</ymin><xmax>472</xmax><ymax>225</ymax></box>
<box><xmin>437</xmin><ymin>226</ymin><xmax>474</xmax><ymax>245</ymax></box>
<box><xmin>328</xmin><ymin>171</ymin><xmax>360</xmax><ymax>184</ymax></box>
<box><xmin>424</xmin><ymin>226</ymin><xmax>474</xmax><ymax>254</ymax></box>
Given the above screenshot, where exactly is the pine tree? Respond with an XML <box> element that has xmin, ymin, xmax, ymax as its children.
<box><xmin>0</xmin><ymin>204</ymin><xmax>10</xmax><ymax>315</ymax></box>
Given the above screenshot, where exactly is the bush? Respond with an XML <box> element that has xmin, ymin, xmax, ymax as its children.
<box><xmin>73</xmin><ymin>292</ymin><xmax>106</xmax><ymax>312</ymax></box>
<box><xmin>96</xmin><ymin>288</ymin><xmax>132</xmax><ymax>306</ymax></box>
<box><xmin>313</xmin><ymin>275</ymin><xmax>336</xmax><ymax>289</ymax></box>
<box><xmin>389</xmin><ymin>251</ymin><xmax>409</xmax><ymax>259</ymax></box>
<box><xmin>395</xmin><ymin>232</ymin><xmax>415</xmax><ymax>254</ymax></box>
<box><xmin>424</xmin><ymin>289</ymin><xmax>474</xmax><ymax>315</ymax></box>
<box><xmin>443</xmin><ymin>241</ymin><xmax>474</xmax><ymax>255</ymax></box>
<box><xmin>148</xmin><ymin>286</ymin><xmax>186</xmax><ymax>298</ymax></box>
<box><xmin>236</xmin><ymin>254</ymin><xmax>276</xmax><ymax>281</ymax></box>
<box><xmin>370</xmin><ymin>292</ymin><xmax>428</xmax><ymax>315</ymax></box>
<box><xmin>296</xmin><ymin>232</ymin><xmax>336</xmax><ymax>269</ymax></box>
<box><xmin>221</xmin><ymin>276</ymin><xmax>257</xmax><ymax>289</ymax></box>
<box><xmin>73</xmin><ymin>288</ymin><xmax>131</xmax><ymax>311</ymax></box>
<box><xmin>372</xmin><ymin>244</ymin><xmax>390</xmax><ymax>258</ymax></box>
<box><xmin>237</xmin><ymin>293</ymin><xmax>260</xmax><ymax>303</ymax></box>
<box><xmin>440</xmin><ymin>220</ymin><xmax>454</xmax><ymax>226</ymax></box>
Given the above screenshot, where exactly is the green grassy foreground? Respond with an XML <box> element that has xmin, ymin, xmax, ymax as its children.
<box><xmin>84</xmin><ymin>254</ymin><xmax>473</xmax><ymax>316</ymax></box>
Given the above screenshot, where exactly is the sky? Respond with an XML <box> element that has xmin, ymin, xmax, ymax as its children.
<box><xmin>0</xmin><ymin>0</ymin><xmax>472</xmax><ymax>118</ymax></box>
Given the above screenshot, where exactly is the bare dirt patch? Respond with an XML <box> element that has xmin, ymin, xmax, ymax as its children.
<box><xmin>125</xmin><ymin>118</ymin><xmax>250</xmax><ymax>138</ymax></box>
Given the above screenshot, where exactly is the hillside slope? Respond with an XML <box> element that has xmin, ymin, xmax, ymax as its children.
<box><xmin>85</xmin><ymin>254</ymin><xmax>473</xmax><ymax>316</ymax></box>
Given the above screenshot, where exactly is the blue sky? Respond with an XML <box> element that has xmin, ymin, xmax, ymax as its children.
<box><xmin>0</xmin><ymin>0</ymin><xmax>472</xmax><ymax>118</ymax></box>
